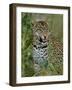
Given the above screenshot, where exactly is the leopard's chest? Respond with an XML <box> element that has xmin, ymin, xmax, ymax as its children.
<box><xmin>33</xmin><ymin>43</ymin><xmax>48</xmax><ymax>65</ymax></box>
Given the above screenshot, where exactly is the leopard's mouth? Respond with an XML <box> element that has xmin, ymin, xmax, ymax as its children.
<box><xmin>39</xmin><ymin>36</ymin><xmax>48</xmax><ymax>43</ymax></box>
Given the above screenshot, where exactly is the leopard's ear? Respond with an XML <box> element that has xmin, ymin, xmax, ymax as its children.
<box><xmin>31</xmin><ymin>20</ymin><xmax>36</xmax><ymax>27</ymax></box>
<box><xmin>44</xmin><ymin>18</ymin><xmax>50</xmax><ymax>30</ymax></box>
<box><xmin>31</xmin><ymin>20</ymin><xmax>37</xmax><ymax>32</ymax></box>
<box><xmin>44</xmin><ymin>19</ymin><xmax>49</xmax><ymax>26</ymax></box>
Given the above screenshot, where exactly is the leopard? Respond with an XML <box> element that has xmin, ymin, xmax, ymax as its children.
<box><xmin>32</xmin><ymin>21</ymin><xmax>49</xmax><ymax>75</ymax></box>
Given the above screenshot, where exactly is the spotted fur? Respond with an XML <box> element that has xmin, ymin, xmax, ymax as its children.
<box><xmin>32</xmin><ymin>21</ymin><xmax>49</xmax><ymax>74</ymax></box>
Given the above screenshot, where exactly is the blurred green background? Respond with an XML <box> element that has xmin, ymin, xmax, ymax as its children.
<box><xmin>21</xmin><ymin>13</ymin><xmax>63</xmax><ymax>77</ymax></box>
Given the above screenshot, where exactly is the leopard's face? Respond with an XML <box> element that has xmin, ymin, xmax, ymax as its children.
<box><xmin>32</xmin><ymin>21</ymin><xmax>49</xmax><ymax>44</ymax></box>
<box><xmin>35</xmin><ymin>29</ymin><xmax>48</xmax><ymax>43</ymax></box>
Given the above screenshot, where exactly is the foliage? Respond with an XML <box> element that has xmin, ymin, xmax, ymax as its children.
<box><xmin>21</xmin><ymin>13</ymin><xmax>34</xmax><ymax>77</ymax></box>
